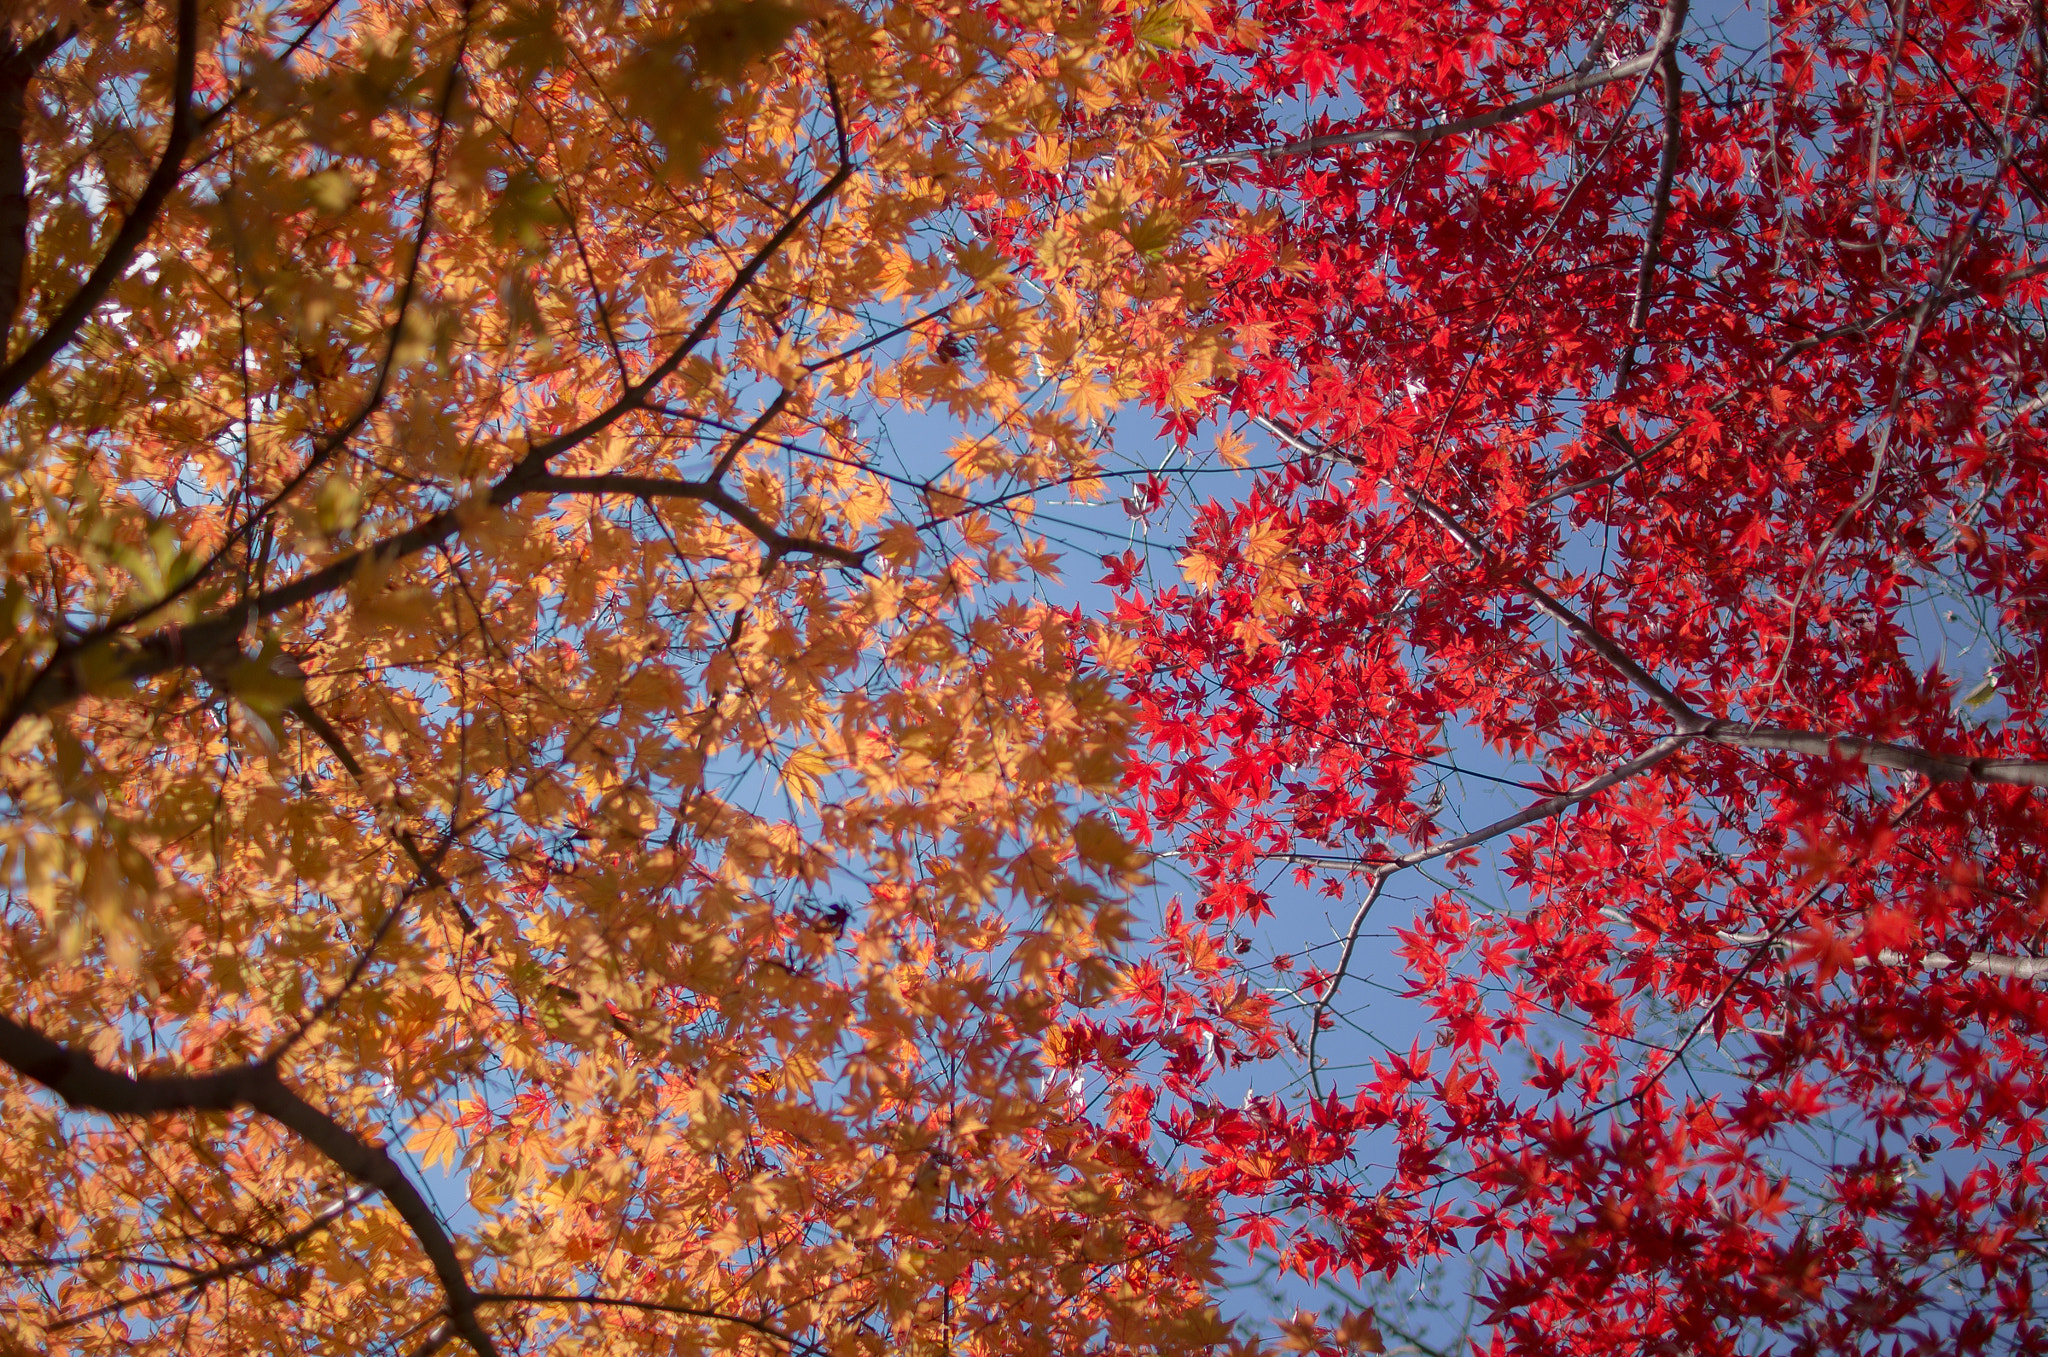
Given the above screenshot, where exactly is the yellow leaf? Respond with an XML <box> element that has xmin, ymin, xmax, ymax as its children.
<box><xmin>1073</xmin><ymin>813</ymin><xmax>1143</xmax><ymax>873</ymax></box>
<box><xmin>406</xmin><ymin>1116</ymin><xmax>462</xmax><ymax>1173</ymax></box>
<box><xmin>1179</xmin><ymin>549</ymin><xmax>1221</xmax><ymax>591</ymax></box>
<box><xmin>1334</xmin><ymin>1310</ymin><xmax>1385</xmax><ymax>1354</ymax></box>
<box><xmin>780</xmin><ymin>745</ymin><xmax>831</xmax><ymax>805</ymax></box>
<box><xmin>1278</xmin><ymin>1310</ymin><xmax>1324</xmax><ymax>1353</ymax></box>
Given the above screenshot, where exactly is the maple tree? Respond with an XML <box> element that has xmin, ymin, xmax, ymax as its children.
<box><xmin>1090</xmin><ymin>0</ymin><xmax>2048</xmax><ymax>1353</ymax></box>
<box><xmin>0</xmin><ymin>1</ymin><xmax>1239</xmax><ymax>1354</ymax></box>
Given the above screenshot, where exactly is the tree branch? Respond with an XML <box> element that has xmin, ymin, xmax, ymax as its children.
<box><xmin>0</xmin><ymin>0</ymin><xmax>200</xmax><ymax>406</ymax></box>
<box><xmin>709</xmin><ymin>386</ymin><xmax>793</xmax><ymax>481</ymax></box>
<box><xmin>474</xmin><ymin>1291</ymin><xmax>805</xmax><ymax>1349</ymax></box>
<box><xmin>1619</xmin><ymin>0</ymin><xmax>1688</xmax><ymax>382</ymax></box>
<box><xmin>0</xmin><ymin>24</ymin><xmax>74</xmax><ymax>344</ymax></box>
<box><xmin>242</xmin><ymin>1080</ymin><xmax>497</xmax><ymax>1356</ymax></box>
<box><xmin>1782</xmin><ymin>259</ymin><xmax>2048</xmax><ymax>358</ymax></box>
<box><xmin>1526</xmin><ymin>410</ymin><xmax>1720</xmax><ymax>510</ymax></box>
<box><xmin>1717</xmin><ymin>930</ymin><xmax>2048</xmax><ymax>979</ymax></box>
<box><xmin>533</xmin><ymin>471</ymin><xmax>866</xmax><ymax>566</ymax></box>
<box><xmin>50</xmin><ymin>1187</ymin><xmax>370</xmax><ymax>1333</ymax></box>
<box><xmin>1401</xmin><ymin>485</ymin><xmax>1706</xmax><ymax>725</ymax></box>
<box><xmin>1891</xmin><ymin>951</ymin><xmax>2048</xmax><ymax>979</ymax></box>
<box><xmin>1189</xmin><ymin>37</ymin><xmax>1669</xmax><ymax>167</ymax></box>
<box><xmin>0</xmin><ymin>1015</ymin><xmax>498</xmax><ymax>1356</ymax></box>
<box><xmin>1</xmin><ymin>446</ymin><xmax>868</xmax><ymax>732</ymax></box>
<box><xmin>0</xmin><ymin>69</ymin><xmax>861</xmax><ymax>738</ymax></box>
<box><xmin>1699</xmin><ymin>723</ymin><xmax>2048</xmax><ymax>787</ymax></box>
<box><xmin>291</xmin><ymin>696</ymin><xmax>477</xmax><ymax>931</ymax></box>
<box><xmin>1296</xmin><ymin>735</ymin><xmax>1694</xmax><ymax>1089</ymax></box>
<box><xmin>1599</xmin><ymin>784</ymin><xmax>1937</xmax><ymax>1114</ymax></box>
<box><xmin>535</xmin><ymin>111</ymin><xmax>853</xmax><ymax>462</ymax></box>
<box><xmin>1262</xmin><ymin>416</ymin><xmax>2048</xmax><ymax>789</ymax></box>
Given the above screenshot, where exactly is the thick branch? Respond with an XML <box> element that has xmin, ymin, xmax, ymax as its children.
<box><xmin>1888</xmin><ymin>951</ymin><xmax>2048</xmax><ymax>979</ymax></box>
<box><xmin>0</xmin><ymin>1015</ymin><xmax>497</xmax><ymax>1356</ymax></box>
<box><xmin>243</xmin><ymin>1080</ymin><xmax>496</xmax><ymax>1356</ymax></box>
<box><xmin>1718</xmin><ymin>931</ymin><xmax>2048</xmax><ymax>979</ymax></box>
<box><xmin>0</xmin><ymin>25</ymin><xmax>71</xmax><ymax>344</ymax></box>
<box><xmin>1700</xmin><ymin>723</ymin><xmax>2048</xmax><ymax>787</ymax></box>
<box><xmin>0</xmin><ymin>0</ymin><xmax>199</xmax><ymax>406</ymax></box>
<box><xmin>1621</xmin><ymin>0</ymin><xmax>1689</xmax><ymax>374</ymax></box>
<box><xmin>0</xmin><ymin>1012</ymin><xmax>258</xmax><ymax>1114</ymax></box>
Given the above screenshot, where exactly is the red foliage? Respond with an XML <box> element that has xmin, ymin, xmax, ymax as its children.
<box><xmin>1101</xmin><ymin>1</ymin><xmax>2048</xmax><ymax>1352</ymax></box>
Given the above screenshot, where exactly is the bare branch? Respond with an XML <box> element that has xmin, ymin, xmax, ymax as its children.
<box><xmin>1304</xmin><ymin>872</ymin><xmax>1389</xmax><ymax>1096</ymax></box>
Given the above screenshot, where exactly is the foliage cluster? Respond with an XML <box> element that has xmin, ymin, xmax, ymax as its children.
<box><xmin>5</xmin><ymin>1</ymin><xmax>2048</xmax><ymax>1356</ymax></box>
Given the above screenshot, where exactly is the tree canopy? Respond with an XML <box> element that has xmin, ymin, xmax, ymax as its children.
<box><xmin>0</xmin><ymin>1</ymin><xmax>1223</xmax><ymax>1353</ymax></box>
<box><xmin>1101</xmin><ymin>0</ymin><xmax>2048</xmax><ymax>1353</ymax></box>
<box><xmin>3</xmin><ymin>1</ymin><xmax>2048</xmax><ymax>1356</ymax></box>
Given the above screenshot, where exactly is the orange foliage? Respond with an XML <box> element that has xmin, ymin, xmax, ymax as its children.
<box><xmin>0</xmin><ymin>2</ymin><xmax>1226</xmax><ymax>1354</ymax></box>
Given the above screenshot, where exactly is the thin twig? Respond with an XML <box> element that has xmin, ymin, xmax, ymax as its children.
<box><xmin>1299</xmin><ymin>736</ymin><xmax>1693</xmax><ymax>1091</ymax></box>
<box><xmin>50</xmin><ymin>1188</ymin><xmax>370</xmax><ymax>1332</ymax></box>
